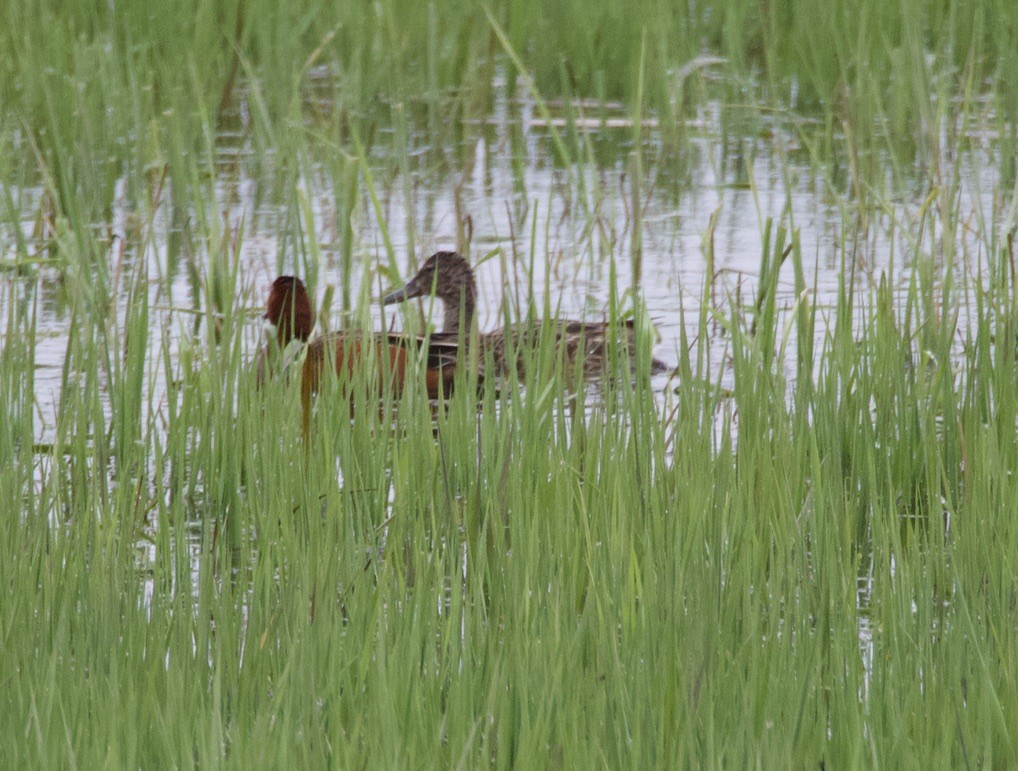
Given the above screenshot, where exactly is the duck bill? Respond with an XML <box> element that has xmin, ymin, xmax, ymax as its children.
<box><xmin>382</xmin><ymin>285</ymin><xmax>412</xmax><ymax>305</ymax></box>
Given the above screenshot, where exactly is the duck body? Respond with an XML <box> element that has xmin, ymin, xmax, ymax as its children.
<box><xmin>382</xmin><ymin>251</ymin><xmax>670</xmax><ymax>378</ymax></box>
<box><xmin>261</xmin><ymin>276</ymin><xmax>463</xmax><ymax>435</ymax></box>
<box><xmin>299</xmin><ymin>330</ymin><xmax>459</xmax><ymax>401</ymax></box>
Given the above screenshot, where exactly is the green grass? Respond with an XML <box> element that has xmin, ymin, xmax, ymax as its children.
<box><xmin>3</xmin><ymin>0</ymin><xmax>1018</xmax><ymax>246</ymax></box>
<box><xmin>4</xmin><ymin>208</ymin><xmax>1018</xmax><ymax>765</ymax></box>
<box><xmin>3</xmin><ymin>0</ymin><xmax>1018</xmax><ymax>765</ymax></box>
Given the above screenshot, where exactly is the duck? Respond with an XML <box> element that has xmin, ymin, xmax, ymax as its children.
<box><xmin>261</xmin><ymin>275</ymin><xmax>465</xmax><ymax>435</ymax></box>
<box><xmin>381</xmin><ymin>251</ymin><xmax>670</xmax><ymax>379</ymax></box>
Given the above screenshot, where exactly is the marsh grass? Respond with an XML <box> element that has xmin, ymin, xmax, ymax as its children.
<box><xmin>4</xmin><ymin>191</ymin><xmax>1018</xmax><ymax>764</ymax></box>
<box><xmin>4</xmin><ymin>0</ymin><xmax>1018</xmax><ymax>249</ymax></box>
<box><xmin>5</xmin><ymin>0</ymin><xmax>1018</xmax><ymax>765</ymax></box>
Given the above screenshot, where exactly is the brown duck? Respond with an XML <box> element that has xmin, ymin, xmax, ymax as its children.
<box><xmin>382</xmin><ymin>251</ymin><xmax>670</xmax><ymax>378</ymax></box>
<box><xmin>261</xmin><ymin>276</ymin><xmax>464</xmax><ymax>434</ymax></box>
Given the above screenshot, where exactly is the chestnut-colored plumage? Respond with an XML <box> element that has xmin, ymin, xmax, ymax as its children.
<box><xmin>262</xmin><ymin>276</ymin><xmax>461</xmax><ymax>437</ymax></box>
<box><xmin>382</xmin><ymin>251</ymin><xmax>670</xmax><ymax>378</ymax></box>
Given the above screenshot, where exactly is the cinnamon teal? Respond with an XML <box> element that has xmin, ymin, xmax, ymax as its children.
<box><xmin>262</xmin><ymin>276</ymin><xmax>466</xmax><ymax>435</ymax></box>
<box><xmin>382</xmin><ymin>251</ymin><xmax>670</xmax><ymax>379</ymax></box>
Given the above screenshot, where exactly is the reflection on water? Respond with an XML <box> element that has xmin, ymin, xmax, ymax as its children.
<box><xmin>9</xmin><ymin>75</ymin><xmax>1001</xmax><ymax>435</ymax></box>
<box><xmin>14</xmin><ymin>79</ymin><xmax>1004</xmax><ymax>447</ymax></box>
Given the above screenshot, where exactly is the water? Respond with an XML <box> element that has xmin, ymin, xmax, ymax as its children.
<box><xmin>19</xmin><ymin>103</ymin><xmax>1004</xmax><ymax>442</ymax></box>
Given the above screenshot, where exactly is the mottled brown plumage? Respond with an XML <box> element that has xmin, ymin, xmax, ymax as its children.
<box><xmin>383</xmin><ymin>252</ymin><xmax>670</xmax><ymax>378</ymax></box>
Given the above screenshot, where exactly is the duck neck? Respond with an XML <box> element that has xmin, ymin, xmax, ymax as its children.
<box><xmin>442</xmin><ymin>282</ymin><xmax>476</xmax><ymax>335</ymax></box>
<box><xmin>278</xmin><ymin>301</ymin><xmax>314</xmax><ymax>347</ymax></box>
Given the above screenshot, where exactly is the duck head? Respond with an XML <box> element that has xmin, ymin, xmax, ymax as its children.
<box><xmin>265</xmin><ymin>275</ymin><xmax>315</xmax><ymax>347</ymax></box>
<box><xmin>382</xmin><ymin>251</ymin><xmax>476</xmax><ymax>333</ymax></box>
